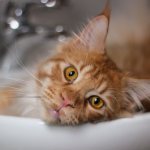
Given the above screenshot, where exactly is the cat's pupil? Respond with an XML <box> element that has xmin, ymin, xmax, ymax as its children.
<box><xmin>69</xmin><ymin>71</ymin><xmax>75</xmax><ymax>76</ymax></box>
<box><xmin>94</xmin><ymin>97</ymin><xmax>100</xmax><ymax>104</ymax></box>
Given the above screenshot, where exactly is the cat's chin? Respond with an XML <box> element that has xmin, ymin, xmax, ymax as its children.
<box><xmin>41</xmin><ymin>107</ymin><xmax>62</xmax><ymax>124</ymax></box>
<box><xmin>41</xmin><ymin>107</ymin><xmax>80</xmax><ymax>125</ymax></box>
<box><xmin>58</xmin><ymin>107</ymin><xmax>80</xmax><ymax>125</ymax></box>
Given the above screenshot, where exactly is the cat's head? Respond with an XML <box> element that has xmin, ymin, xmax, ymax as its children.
<box><xmin>37</xmin><ymin>4</ymin><xmax>150</xmax><ymax>125</ymax></box>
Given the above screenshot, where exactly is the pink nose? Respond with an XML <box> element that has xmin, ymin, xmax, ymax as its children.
<box><xmin>61</xmin><ymin>93</ymin><xmax>71</xmax><ymax>106</ymax></box>
<box><xmin>55</xmin><ymin>93</ymin><xmax>71</xmax><ymax>112</ymax></box>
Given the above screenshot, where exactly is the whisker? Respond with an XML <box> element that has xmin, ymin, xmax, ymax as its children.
<box><xmin>14</xmin><ymin>50</ymin><xmax>43</xmax><ymax>86</ymax></box>
<box><xmin>0</xmin><ymin>86</ymin><xmax>23</xmax><ymax>91</ymax></box>
<box><xmin>73</xmin><ymin>32</ymin><xmax>86</xmax><ymax>46</ymax></box>
<box><xmin>0</xmin><ymin>86</ymin><xmax>25</xmax><ymax>91</ymax></box>
<box><xmin>3</xmin><ymin>95</ymin><xmax>41</xmax><ymax>99</ymax></box>
<box><xmin>0</xmin><ymin>87</ymin><xmax>33</xmax><ymax>96</ymax></box>
<box><xmin>15</xmin><ymin>96</ymin><xmax>41</xmax><ymax>99</ymax></box>
<box><xmin>0</xmin><ymin>77</ymin><xmax>26</xmax><ymax>83</ymax></box>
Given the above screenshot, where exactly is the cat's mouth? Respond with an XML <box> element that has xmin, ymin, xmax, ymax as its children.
<box><xmin>49</xmin><ymin>101</ymin><xmax>75</xmax><ymax>120</ymax></box>
<box><xmin>57</xmin><ymin>102</ymin><xmax>75</xmax><ymax>112</ymax></box>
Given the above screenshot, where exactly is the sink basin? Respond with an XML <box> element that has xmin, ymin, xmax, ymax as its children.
<box><xmin>0</xmin><ymin>114</ymin><xmax>150</xmax><ymax>150</ymax></box>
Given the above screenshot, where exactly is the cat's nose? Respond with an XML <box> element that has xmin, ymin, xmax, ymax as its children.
<box><xmin>60</xmin><ymin>92</ymin><xmax>75</xmax><ymax>107</ymax></box>
<box><xmin>56</xmin><ymin>93</ymin><xmax>75</xmax><ymax>112</ymax></box>
<box><xmin>61</xmin><ymin>92</ymin><xmax>71</xmax><ymax>105</ymax></box>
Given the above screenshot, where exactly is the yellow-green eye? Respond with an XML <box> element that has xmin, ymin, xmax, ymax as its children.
<box><xmin>89</xmin><ymin>96</ymin><xmax>104</xmax><ymax>109</ymax></box>
<box><xmin>64</xmin><ymin>66</ymin><xmax>78</xmax><ymax>82</ymax></box>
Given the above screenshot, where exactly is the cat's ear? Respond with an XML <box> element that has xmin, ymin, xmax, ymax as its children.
<box><xmin>73</xmin><ymin>2</ymin><xmax>110</xmax><ymax>54</ymax></box>
<box><xmin>123</xmin><ymin>78</ymin><xmax>150</xmax><ymax>110</ymax></box>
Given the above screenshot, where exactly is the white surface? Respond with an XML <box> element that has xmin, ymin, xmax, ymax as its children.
<box><xmin>0</xmin><ymin>114</ymin><xmax>150</xmax><ymax>150</ymax></box>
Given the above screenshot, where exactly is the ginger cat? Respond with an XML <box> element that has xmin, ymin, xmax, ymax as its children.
<box><xmin>0</xmin><ymin>3</ymin><xmax>150</xmax><ymax>125</ymax></box>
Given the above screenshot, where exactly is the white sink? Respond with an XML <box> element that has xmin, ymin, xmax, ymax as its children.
<box><xmin>0</xmin><ymin>114</ymin><xmax>150</xmax><ymax>150</ymax></box>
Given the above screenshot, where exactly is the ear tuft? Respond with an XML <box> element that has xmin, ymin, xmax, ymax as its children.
<box><xmin>72</xmin><ymin>1</ymin><xmax>111</xmax><ymax>54</ymax></box>
<box><xmin>100</xmin><ymin>0</ymin><xmax>111</xmax><ymax>22</ymax></box>
<box><xmin>124</xmin><ymin>78</ymin><xmax>150</xmax><ymax>111</ymax></box>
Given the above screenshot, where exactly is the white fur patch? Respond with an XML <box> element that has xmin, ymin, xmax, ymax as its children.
<box><xmin>75</xmin><ymin>64</ymin><xmax>94</xmax><ymax>83</ymax></box>
<box><xmin>42</xmin><ymin>62</ymin><xmax>55</xmax><ymax>75</ymax></box>
<box><xmin>97</xmin><ymin>81</ymin><xmax>108</xmax><ymax>93</ymax></box>
<box><xmin>124</xmin><ymin>78</ymin><xmax>150</xmax><ymax>110</ymax></box>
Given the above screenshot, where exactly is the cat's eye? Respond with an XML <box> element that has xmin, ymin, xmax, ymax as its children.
<box><xmin>64</xmin><ymin>66</ymin><xmax>78</xmax><ymax>82</ymax></box>
<box><xmin>89</xmin><ymin>96</ymin><xmax>104</xmax><ymax>109</ymax></box>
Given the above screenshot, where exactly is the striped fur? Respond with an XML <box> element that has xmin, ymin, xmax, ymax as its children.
<box><xmin>0</xmin><ymin>2</ymin><xmax>150</xmax><ymax>125</ymax></box>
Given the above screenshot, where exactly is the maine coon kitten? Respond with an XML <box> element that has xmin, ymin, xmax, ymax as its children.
<box><xmin>0</xmin><ymin>4</ymin><xmax>150</xmax><ymax>125</ymax></box>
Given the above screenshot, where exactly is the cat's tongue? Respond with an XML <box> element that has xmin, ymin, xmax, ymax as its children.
<box><xmin>50</xmin><ymin>101</ymin><xmax>69</xmax><ymax>119</ymax></box>
<box><xmin>50</xmin><ymin>110</ymin><xmax>59</xmax><ymax>119</ymax></box>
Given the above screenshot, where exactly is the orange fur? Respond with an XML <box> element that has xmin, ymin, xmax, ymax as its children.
<box><xmin>35</xmin><ymin>4</ymin><xmax>150</xmax><ymax>124</ymax></box>
<box><xmin>0</xmin><ymin>2</ymin><xmax>150</xmax><ymax>125</ymax></box>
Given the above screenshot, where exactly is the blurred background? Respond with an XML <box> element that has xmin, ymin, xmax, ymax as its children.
<box><xmin>0</xmin><ymin>0</ymin><xmax>149</xmax><ymax>78</ymax></box>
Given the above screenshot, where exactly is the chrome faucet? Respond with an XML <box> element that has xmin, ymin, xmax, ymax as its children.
<box><xmin>0</xmin><ymin>0</ymin><xmax>68</xmax><ymax>65</ymax></box>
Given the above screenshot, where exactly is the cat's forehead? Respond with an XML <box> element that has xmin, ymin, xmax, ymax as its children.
<box><xmin>54</xmin><ymin>47</ymin><xmax>106</xmax><ymax>66</ymax></box>
<box><xmin>41</xmin><ymin>48</ymin><xmax>118</xmax><ymax>78</ymax></box>
<box><xmin>39</xmin><ymin>44</ymin><xmax>122</xmax><ymax>82</ymax></box>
